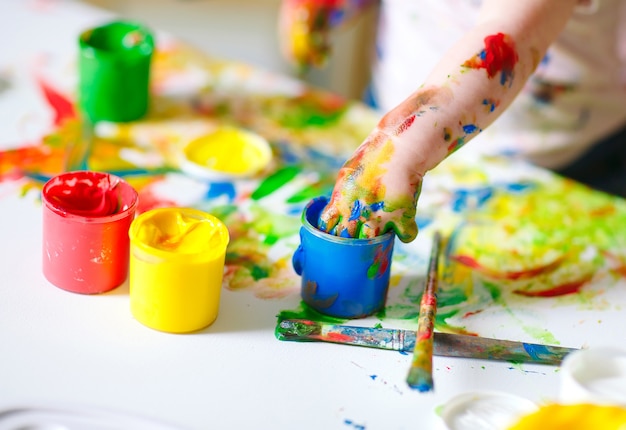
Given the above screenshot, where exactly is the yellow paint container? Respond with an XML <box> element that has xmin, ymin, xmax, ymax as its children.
<box><xmin>129</xmin><ymin>207</ymin><xmax>229</xmax><ymax>333</ymax></box>
<box><xmin>180</xmin><ymin>127</ymin><xmax>272</xmax><ymax>180</ymax></box>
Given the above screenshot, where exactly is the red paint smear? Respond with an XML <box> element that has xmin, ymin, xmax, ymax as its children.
<box><xmin>38</xmin><ymin>79</ymin><xmax>76</xmax><ymax>126</ymax></box>
<box><xmin>462</xmin><ymin>310</ymin><xmax>483</xmax><ymax>318</ymax></box>
<box><xmin>463</xmin><ymin>33</ymin><xmax>518</xmax><ymax>80</ymax></box>
<box><xmin>513</xmin><ymin>277</ymin><xmax>590</xmax><ymax>297</ymax></box>
<box><xmin>395</xmin><ymin>115</ymin><xmax>415</xmax><ymax>136</ymax></box>
<box><xmin>314</xmin><ymin>332</ymin><xmax>353</xmax><ymax>343</ymax></box>
<box><xmin>452</xmin><ymin>254</ymin><xmax>563</xmax><ymax>280</ymax></box>
<box><xmin>602</xmin><ymin>251</ymin><xmax>626</xmax><ymax>277</ymax></box>
<box><xmin>421</xmin><ymin>294</ymin><xmax>437</xmax><ymax>307</ymax></box>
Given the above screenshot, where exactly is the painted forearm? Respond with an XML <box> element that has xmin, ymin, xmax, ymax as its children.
<box><xmin>376</xmin><ymin>29</ymin><xmax>536</xmax><ymax>176</ymax></box>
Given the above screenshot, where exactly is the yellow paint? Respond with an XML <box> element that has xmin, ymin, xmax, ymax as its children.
<box><xmin>129</xmin><ymin>207</ymin><xmax>230</xmax><ymax>333</ymax></box>
<box><xmin>183</xmin><ymin>127</ymin><xmax>271</xmax><ymax>177</ymax></box>
<box><xmin>507</xmin><ymin>403</ymin><xmax>626</xmax><ymax>430</ymax></box>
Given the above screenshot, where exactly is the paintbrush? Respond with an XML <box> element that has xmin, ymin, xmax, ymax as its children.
<box><xmin>406</xmin><ymin>231</ymin><xmax>442</xmax><ymax>391</ymax></box>
<box><xmin>275</xmin><ymin>319</ymin><xmax>577</xmax><ymax>365</ymax></box>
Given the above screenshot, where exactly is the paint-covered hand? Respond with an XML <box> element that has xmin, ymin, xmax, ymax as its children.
<box><xmin>318</xmin><ymin>130</ymin><xmax>423</xmax><ymax>243</ymax></box>
<box><xmin>278</xmin><ymin>0</ymin><xmax>335</xmax><ymax>70</ymax></box>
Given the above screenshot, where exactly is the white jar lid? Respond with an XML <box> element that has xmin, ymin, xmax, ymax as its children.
<box><xmin>440</xmin><ymin>391</ymin><xmax>538</xmax><ymax>430</ymax></box>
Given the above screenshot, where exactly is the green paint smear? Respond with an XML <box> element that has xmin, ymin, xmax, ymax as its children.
<box><xmin>286</xmin><ymin>181</ymin><xmax>333</xmax><ymax>203</ymax></box>
<box><xmin>276</xmin><ymin>302</ymin><xmax>347</xmax><ymax>326</ymax></box>
<box><xmin>367</xmin><ymin>262</ymin><xmax>380</xmax><ymax>279</ymax></box>
<box><xmin>249</xmin><ymin>204</ymin><xmax>301</xmax><ymax>242</ymax></box>
<box><xmin>250</xmin><ymin>265</ymin><xmax>270</xmax><ymax>281</ymax></box>
<box><xmin>277</xmin><ymin>102</ymin><xmax>346</xmax><ymax>129</ymax></box>
<box><xmin>523</xmin><ymin>325</ymin><xmax>560</xmax><ymax>345</ymax></box>
<box><xmin>251</xmin><ymin>165</ymin><xmax>301</xmax><ymax>200</ymax></box>
<box><xmin>481</xmin><ymin>280</ymin><xmax>502</xmax><ymax>302</ymax></box>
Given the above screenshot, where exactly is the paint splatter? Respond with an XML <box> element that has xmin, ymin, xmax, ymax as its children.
<box><xmin>463</xmin><ymin>33</ymin><xmax>519</xmax><ymax>86</ymax></box>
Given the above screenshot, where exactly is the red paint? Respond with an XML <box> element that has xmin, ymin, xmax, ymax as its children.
<box><xmin>42</xmin><ymin>171</ymin><xmax>138</xmax><ymax>294</ymax></box>
<box><xmin>44</xmin><ymin>172</ymin><xmax>124</xmax><ymax>216</ymax></box>
<box><xmin>513</xmin><ymin>277</ymin><xmax>590</xmax><ymax>297</ymax></box>
<box><xmin>463</xmin><ymin>33</ymin><xmax>519</xmax><ymax>84</ymax></box>
<box><xmin>395</xmin><ymin>115</ymin><xmax>415</xmax><ymax>136</ymax></box>
<box><xmin>38</xmin><ymin>79</ymin><xmax>76</xmax><ymax>126</ymax></box>
<box><xmin>452</xmin><ymin>254</ymin><xmax>564</xmax><ymax>280</ymax></box>
<box><xmin>316</xmin><ymin>332</ymin><xmax>353</xmax><ymax>343</ymax></box>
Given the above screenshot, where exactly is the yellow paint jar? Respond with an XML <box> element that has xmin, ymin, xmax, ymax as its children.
<box><xmin>129</xmin><ymin>207</ymin><xmax>230</xmax><ymax>333</ymax></box>
<box><xmin>179</xmin><ymin>127</ymin><xmax>272</xmax><ymax>180</ymax></box>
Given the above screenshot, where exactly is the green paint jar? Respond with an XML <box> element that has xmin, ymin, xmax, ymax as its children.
<box><xmin>78</xmin><ymin>20</ymin><xmax>154</xmax><ymax>123</ymax></box>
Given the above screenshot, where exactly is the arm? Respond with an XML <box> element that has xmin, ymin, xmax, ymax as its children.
<box><xmin>278</xmin><ymin>0</ymin><xmax>377</xmax><ymax>71</ymax></box>
<box><xmin>319</xmin><ymin>0</ymin><xmax>579</xmax><ymax>242</ymax></box>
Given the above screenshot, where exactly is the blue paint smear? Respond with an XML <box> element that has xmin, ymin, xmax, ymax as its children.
<box><xmin>482</xmin><ymin>99</ymin><xmax>496</xmax><ymax>112</ymax></box>
<box><xmin>207</xmin><ymin>182</ymin><xmax>236</xmax><ymax>202</ymax></box>
<box><xmin>462</xmin><ymin>124</ymin><xmax>479</xmax><ymax>134</ymax></box>
<box><xmin>523</xmin><ymin>343</ymin><xmax>554</xmax><ymax>361</ymax></box>
<box><xmin>370</xmin><ymin>201</ymin><xmax>384</xmax><ymax>211</ymax></box>
<box><xmin>369</xmin><ymin>374</ymin><xmax>377</xmax><ymax>381</ymax></box>
<box><xmin>505</xmin><ymin>181</ymin><xmax>535</xmax><ymax>193</ymax></box>
<box><xmin>349</xmin><ymin>200</ymin><xmax>362</xmax><ymax>221</ymax></box>
<box><xmin>451</xmin><ymin>187</ymin><xmax>494</xmax><ymax>212</ymax></box>
<box><xmin>344</xmin><ymin>419</ymin><xmax>366</xmax><ymax>430</ymax></box>
<box><xmin>339</xmin><ymin>228</ymin><xmax>352</xmax><ymax>238</ymax></box>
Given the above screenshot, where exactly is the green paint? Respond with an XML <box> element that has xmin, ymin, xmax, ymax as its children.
<box><xmin>286</xmin><ymin>181</ymin><xmax>333</xmax><ymax>203</ymax></box>
<box><xmin>249</xmin><ymin>204</ymin><xmax>301</xmax><ymax>242</ymax></box>
<box><xmin>367</xmin><ymin>262</ymin><xmax>380</xmax><ymax>279</ymax></box>
<box><xmin>522</xmin><ymin>325</ymin><xmax>561</xmax><ymax>346</ymax></box>
<box><xmin>376</xmin><ymin>304</ymin><xmax>419</xmax><ymax>320</ymax></box>
<box><xmin>250</xmin><ymin>265</ymin><xmax>270</xmax><ymax>281</ymax></box>
<box><xmin>438</xmin><ymin>286</ymin><xmax>470</xmax><ymax>307</ymax></box>
<box><xmin>251</xmin><ymin>165</ymin><xmax>301</xmax><ymax>200</ymax></box>
<box><xmin>482</xmin><ymin>280</ymin><xmax>502</xmax><ymax>302</ymax></box>
<box><xmin>277</xmin><ymin>101</ymin><xmax>346</xmax><ymax>129</ymax></box>
<box><xmin>277</xmin><ymin>302</ymin><xmax>346</xmax><ymax>325</ymax></box>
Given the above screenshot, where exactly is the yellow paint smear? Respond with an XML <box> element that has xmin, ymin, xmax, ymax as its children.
<box><xmin>184</xmin><ymin>127</ymin><xmax>271</xmax><ymax>175</ymax></box>
<box><xmin>507</xmin><ymin>403</ymin><xmax>626</xmax><ymax>430</ymax></box>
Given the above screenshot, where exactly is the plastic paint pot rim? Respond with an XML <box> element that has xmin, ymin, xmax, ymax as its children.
<box><xmin>179</xmin><ymin>126</ymin><xmax>272</xmax><ymax>181</ymax></box>
<box><xmin>302</xmin><ymin>196</ymin><xmax>395</xmax><ymax>245</ymax></box>
<box><xmin>559</xmin><ymin>346</ymin><xmax>626</xmax><ymax>406</ymax></box>
<box><xmin>79</xmin><ymin>20</ymin><xmax>154</xmax><ymax>60</ymax></box>
<box><xmin>440</xmin><ymin>390</ymin><xmax>539</xmax><ymax>430</ymax></box>
<box><xmin>129</xmin><ymin>207</ymin><xmax>230</xmax><ymax>259</ymax></box>
<box><xmin>42</xmin><ymin>171</ymin><xmax>138</xmax><ymax>223</ymax></box>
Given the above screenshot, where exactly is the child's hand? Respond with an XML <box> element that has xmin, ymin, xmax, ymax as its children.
<box><xmin>318</xmin><ymin>129</ymin><xmax>423</xmax><ymax>243</ymax></box>
<box><xmin>278</xmin><ymin>0</ymin><xmax>334</xmax><ymax>71</ymax></box>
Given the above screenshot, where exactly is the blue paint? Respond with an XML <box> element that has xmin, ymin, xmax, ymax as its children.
<box><xmin>504</xmin><ymin>181</ymin><xmax>535</xmax><ymax>193</ymax></box>
<box><xmin>344</xmin><ymin>419</ymin><xmax>366</xmax><ymax>430</ymax></box>
<box><xmin>482</xmin><ymin>99</ymin><xmax>496</xmax><ymax>112</ymax></box>
<box><xmin>206</xmin><ymin>182</ymin><xmax>236</xmax><ymax>202</ymax></box>
<box><xmin>349</xmin><ymin>200</ymin><xmax>362</xmax><ymax>221</ymax></box>
<box><xmin>370</xmin><ymin>201</ymin><xmax>384</xmax><ymax>211</ymax></box>
<box><xmin>522</xmin><ymin>343</ymin><xmax>555</xmax><ymax>361</ymax></box>
<box><xmin>451</xmin><ymin>187</ymin><xmax>494</xmax><ymax>212</ymax></box>
<box><xmin>462</xmin><ymin>124</ymin><xmax>479</xmax><ymax>134</ymax></box>
<box><xmin>292</xmin><ymin>196</ymin><xmax>395</xmax><ymax>319</ymax></box>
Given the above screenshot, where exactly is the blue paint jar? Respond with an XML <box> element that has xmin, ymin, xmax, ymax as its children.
<box><xmin>292</xmin><ymin>196</ymin><xmax>396</xmax><ymax>318</ymax></box>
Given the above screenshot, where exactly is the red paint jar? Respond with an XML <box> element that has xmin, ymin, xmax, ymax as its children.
<box><xmin>42</xmin><ymin>171</ymin><xmax>138</xmax><ymax>294</ymax></box>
